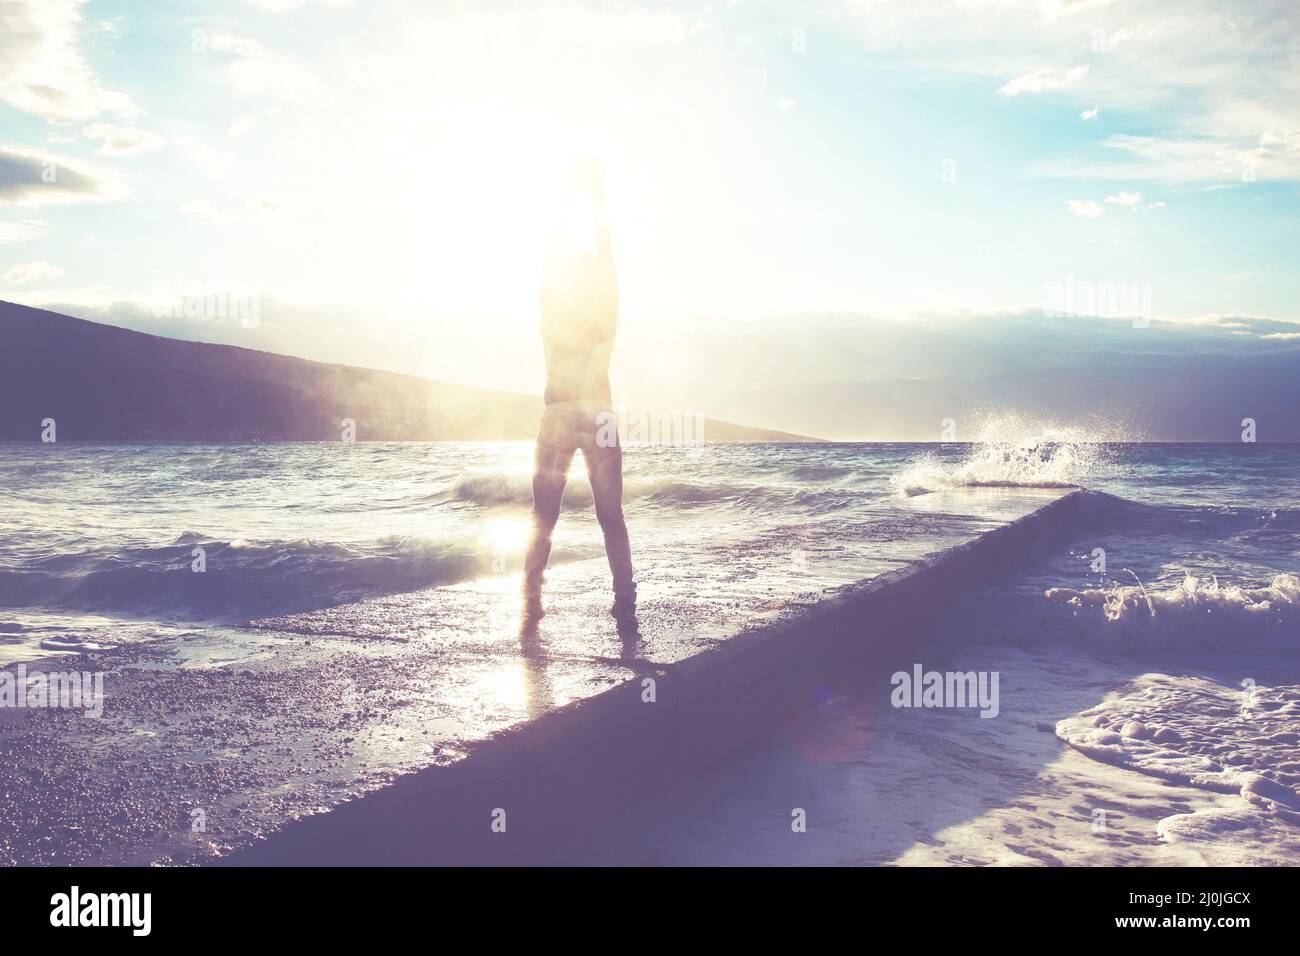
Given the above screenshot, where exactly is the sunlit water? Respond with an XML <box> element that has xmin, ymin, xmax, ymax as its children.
<box><xmin>2</xmin><ymin>439</ymin><xmax>1297</xmax><ymax>864</ymax></box>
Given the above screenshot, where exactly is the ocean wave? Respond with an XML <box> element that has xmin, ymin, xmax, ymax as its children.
<box><xmin>1065</xmin><ymin>492</ymin><xmax>1300</xmax><ymax>546</ymax></box>
<box><xmin>450</xmin><ymin>471</ymin><xmax>819</xmax><ymax>511</ymax></box>
<box><xmin>890</xmin><ymin>445</ymin><xmax>1088</xmax><ymax>495</ymax></box>
<box><xmin>889</xmin><ymin>417</ymin><xmax>1113</xmax><ymax>495</ymax></box>
<box><xmin>451</xmin><ymin>473</ymin><xmax>537</xmax><ymax>507</ymax></box>
<box><xmin>1043</xmin><ymin>571</ymin><xmax>1299</xmax><ymax>653</ymax></box>
<box><xmin>0</xmin><ymin>534</ymin><xmax>591</xmax><ymax>623</ymax></box>
<box><xmin>784</xmin><ymin>463</ymin><xmax>864</xmax><ymax>481</ymax></box>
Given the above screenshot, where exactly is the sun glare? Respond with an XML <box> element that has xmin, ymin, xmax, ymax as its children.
<box><xmin>484</xmin><ymin>516</ymin><xmax>530</xmax><ymax>555</ymax></box>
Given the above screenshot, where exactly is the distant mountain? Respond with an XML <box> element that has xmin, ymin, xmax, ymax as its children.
<box><xmin>714</xmin><ymin>353</ymin><xmax>1300</xmax><ymax>442</ymax></box>
<box><xmin>0</xmin><ymin>301</ymin><xmax>816</xmax><ymax>442</ymax></box>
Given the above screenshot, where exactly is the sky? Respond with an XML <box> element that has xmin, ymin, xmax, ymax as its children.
<box><xmin>1</xmin><ymin>0</ymin><xmax>1297</xmax><ymax>414</ymax></box>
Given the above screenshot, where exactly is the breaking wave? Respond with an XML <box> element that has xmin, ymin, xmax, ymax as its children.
<box><xmin>1043</xmin><ymin>571</ymin><xmax>1299</xmax><ymax>655</ymax></box>
<box><xmin>889</xmin><ymin>417</ymin><xmax>1115</xmax><ymax>496</ymax></box>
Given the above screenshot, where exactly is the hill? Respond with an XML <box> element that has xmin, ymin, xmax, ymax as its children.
<box><xmin>0</xmin><ymin>301</ymin><xmax>817</xmax><ymax>443</ymax></box>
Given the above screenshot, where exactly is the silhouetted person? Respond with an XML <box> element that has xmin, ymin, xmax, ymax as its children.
<box><xmin>521</xmin><ymin>159</ymin><xmax>636</xmax><ymax>627</ymax></box>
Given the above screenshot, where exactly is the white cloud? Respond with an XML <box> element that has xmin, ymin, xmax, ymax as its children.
<box><xmin>91</xmin><ymin>16</ymin><xmax>126</xmax><ymax>38</ymax></box>
<box><xmin>826</xmin><ymin>0</ymin><xmax>1300</xmax><ymax>185</ymax></box>
<box><xmin>1104</xmin><ymin>191</ymin><xmax>1167</xmax><ymax>212</ymax></box>
<box><xmin>196</xmin><ymin>28</ymin><xmax>316</xmax><ymax>96</ymax></box>
<box><xmin>1033</xmin><ymin>129</ymin><xmax>1300</xmax><ymax>185</ymax></box>
<box><xmin>1080</xmin><ymin>106</ymin><xmax>1098</xmax><ymax>121</ymax></box>
<box><xmin>1095</xmin><ymin>27</ymin><xmax>1135</xmax><ymax>52</ymax></box>
<box><xmin>997</xmin><ymin>65</ymin><xmax>1089</xmax><ymax>97</ymax></box>
<box><xmin>1067</xmin><ymin>192</ymin><xmax>1166</xmax><ymax>216</ymax></box>
<box><xmin>4</xmin><ymin>260</ymin><xmax>64</xmax><ymax>284</ymax></box>
<box><xmin>1065</xmin><ymin>199</ymin><xmax>1104</xmax><ymax>218</ymax></box>
<box><xmin>180</xmin><ymin>200</ymin><xmax>239</xmax><ymax>225</ymax></box>
<box><xmin>181</xmin><ymin>198</ymin><xmax>280</xmax><ymax>225</ymax></box>
<box><xmin>0</xmin><ymin>219</ymin><xmax>49</xmax><ymax>243</ymax></box>
<box><xmin>201</xmin><ymin>31</ymin><xmax>267</xmax><ymax>58</ymax></box>
<box><xmin>777</xmin><ymin>97</ymin><xmax>797</xmax><ymax>109</ymax></box>
<box><xmin>227</xmin><ymin>57</ymin><xmax>316</xmax><ymax>95</ymax></box>
<box><xmin>227</xmin><ymin>117</ymin><xmax>257</xmax><ymax>139</ymax></box>
<box><xmin>347</xmin><ymin>53</ymin><xmax>396</xmax><ymax>87</ymax></box>
<box><xmin>1260</xmin><ymin>128</ymin><xmax>1300</xmax><ymax>152</ymax></box>
<box><xmin>0</xmin><ymin>0</ymin><xmax>138</xmax><ymax>123</ymax></box>
<box><xmin>1109</xmin><ymin>133</ymin><xmax>1297</xmax><ymax>184</ymax></box>
<box><xmin>243</xmin><ymin>0</ymin><xmax>358</xmax><ymax>11</ymax></box>
<box><xmin>82</xmin><ymin>123</ymin><xmax>165</xmax><ymax>156</ymax></box>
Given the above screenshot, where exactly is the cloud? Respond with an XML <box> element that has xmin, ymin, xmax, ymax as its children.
<box><xmin>997</xmin><ymin>65</ymin><xmax>1089</xmax><ymax>97</ymax></box>
<box><xmin>3</xmin><ymin>260</ymin><xmax>64</xmax><ymax>284</ymax></box>
<box><xmin>195</xmin><ymin>27</ymin><xmax>316</xmax><ymax>96</ymax></box>
<box><xmin>0</xmin><ymin>219</ymin><xmax>49</xmax><ymax>243</ymax></box>
<box><xmin>200</xmin><ymin>30</ymin><xmax>267</xmax><ymax>57</ymax></box>
<box><xmin>91</xmin><ymin>16</ymin><xmax>126</xmax><ymax>39</ymax></box>
<box><xmin>81</xmin><ymin>123</ymin><xmax>166</xmax><ymax>156</ymax></box>
<box><xmin>1099</xmin><ymin>190</ymin><xmax>1166</xmax><ymax>212</ymax></box>
<box><xmin>346</xmin><ymin>53</ymin><xmax>397</xmax><ymax>87</ymax></box>
<box><xmin>180</xmin><ymin>200</ymin><xmax>238</xmax><ymax>224</ymax></box>
<box><xmin>227</xmin><ymin>57</ymin><xmax>316</xmax><ymax>95</ymax></box>
<box><xmin>1064</xmin><ymin>199</ymin><xmax>1104</xmax><ymax>218</ymax></box>
<box><xmin>1260</xmin><ymin>128</ymin><xmax>1300</xmax><ymax>153</ymax></box>
<box><xmin>1080</xmin><ymin>106</ymin><xmax>1098</xmax><ymax>121</ymax></box>
<box><xmin>0</xmin><ymin>147</ymin><xmax>125</xmax><ymax>205</ymax></box>
<box><xmin>777</xmin><ymin>97</ymin><xmax>797</xmax><ymax>109</ymax></box>
<box><xmin>1094</xmin><ymin>27</ymin><xmax>1135</xmax><ymax>53</ymax></box>
<box><xmin>0</xmin><ymin>0</ymin><xmax>138</xmax><ymax>123</ymax></box>
<box><xmin>180</xmin><ymin>198</ymin><xmax>280</xmax><ymax>224</ymax></box>
<box><xmin>243</xmin><ymin>0</ymin><xmax>358</xmax><ymax>11</ymax></box>
<box><xmin>826</xmin><ymin>0</ymin><xmax>1300</xmax><ymax>185</ymax></box>
<box><xmin>1104</xmin><ymin>133</ymin><xmax>1297</xmax><ymax>184</ymax></box>
<box><xmin>548</xmin><ymin>5</ymin><xmax>688</xmax><ymax>45</ymax></box>
<box><xmin>1032</xmin><ymin>130</ymin><xmax>1300</xmax><ymax>184</ymax></box>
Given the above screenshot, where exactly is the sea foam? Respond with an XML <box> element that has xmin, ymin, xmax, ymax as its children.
<box><xmin>889</xmin><ymin>416</ymin><xmax>1114</xmax><ymax>496</ymax></box>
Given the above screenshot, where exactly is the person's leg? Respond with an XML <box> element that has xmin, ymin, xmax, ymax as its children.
<box><xmin>581</xmin><ymin>426</ymin><xmax>635</xmax><ymax>610</ymax></box>
<box><xmin>522</xmin><ymin>413</ymin><xmax>577</xmax><ymax>607</ymax></box>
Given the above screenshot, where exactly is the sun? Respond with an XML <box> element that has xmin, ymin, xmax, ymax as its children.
<box><xmin>373</xmin><ymin>115</ymin><xmax>613</xmax><ymax>318</ymax></box>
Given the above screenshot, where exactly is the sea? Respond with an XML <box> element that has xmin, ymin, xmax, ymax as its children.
<box><xmin>1</xmin><ymin>434</ymin><xmax>1297</xmax><ymax>865</ymax></box>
